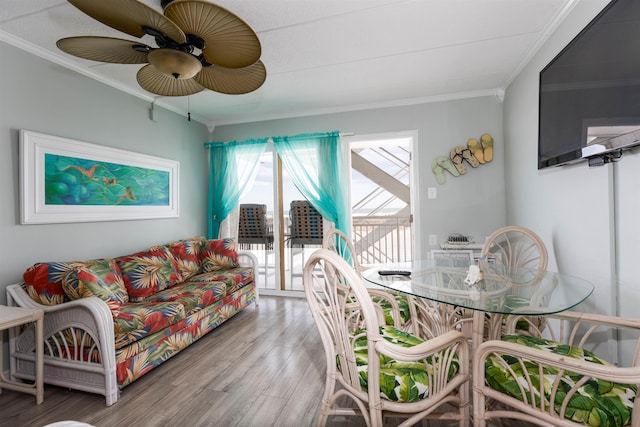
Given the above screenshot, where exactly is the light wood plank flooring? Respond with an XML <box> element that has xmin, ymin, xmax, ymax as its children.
<box><xmin>0</xmin><ymin>296</ymin><xmax>534</xmax><ymax>427</ymax></box>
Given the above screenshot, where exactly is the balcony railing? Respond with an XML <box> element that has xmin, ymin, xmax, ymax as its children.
<box><xmin>352</xmin><ymin>215</ymin><xmax>412</xmax><ymax>268</ymax></box>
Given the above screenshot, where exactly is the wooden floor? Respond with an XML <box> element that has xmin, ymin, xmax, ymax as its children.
<box><xmin>0</xmin><ymin>296</ymin><xmax>534</xmax><ymax>427</ymax></box>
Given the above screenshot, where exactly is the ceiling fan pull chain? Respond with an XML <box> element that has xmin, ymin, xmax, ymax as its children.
<box><xmin>188</xmin><ymin>96</ymin><xmax>191</xmax><ymax>122</ymax></box>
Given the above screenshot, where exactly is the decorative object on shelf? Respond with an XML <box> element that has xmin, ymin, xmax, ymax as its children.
<box><xmin>20</xmin><ymin>130</ymin><xmax>179</xmax><ymax>224</ymax></box>
<box><xmin>56</xmin><ymin>0</ymin><xmax>265</xmax><ymax>96</ymax></box>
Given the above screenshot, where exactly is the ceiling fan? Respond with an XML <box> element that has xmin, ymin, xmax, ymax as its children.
<box><xmin>57</xmin><ymin>0</ymin><xmax>266</xmax><ymax>97</ymax></box>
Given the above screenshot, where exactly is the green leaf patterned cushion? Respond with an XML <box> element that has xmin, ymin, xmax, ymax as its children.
<box><xmin>486</xmin><ymin>334</ymin><xmax>637</xmax><ymax>427</ymax></box>
<box><xmin>350</xmin><ymin>325</ymin><xmax>459</xmax><ymax>403</ymax></box>
<box><xmin>63</xmin><ymin>258</ymin><xmax>128</xmax><ymax>317</ymax></box>
<box><xmin>371</xmin><ymin>294</ymin><xmax>412</xmax><ymax>326</ymax></box>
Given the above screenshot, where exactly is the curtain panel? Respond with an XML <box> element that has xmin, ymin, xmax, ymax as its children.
<box><xmin>204</xmin><ymin>138</ymin><xmax>268</xmax><ymax>238</ymax></box>
<box><xmin>205</xmin><ymin>131</ymin><xmax>349</xmax><ymax>239</ymax></box>
<box><xmin>272</xmin><ymin>131</ymin><xmax>350</xmax><ymax>237</ymax></box>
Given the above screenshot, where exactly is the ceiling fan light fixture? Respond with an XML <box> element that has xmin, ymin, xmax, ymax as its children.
<box><xmin>148</xmin><ymin>48</ymin><xmax>201</xmax><ymax>79</ymax></box>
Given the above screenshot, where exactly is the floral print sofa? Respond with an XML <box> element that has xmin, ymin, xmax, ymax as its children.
<box><xmin>6</xmin><ymin>237</ymin><xmax>258</xmax><ymax>406</ymax></box>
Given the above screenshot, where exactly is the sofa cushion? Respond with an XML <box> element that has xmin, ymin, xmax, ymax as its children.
<box><xmin>116</xmin><ymin>247</ymin><xmax>182</xmax><ymax>302</ymax></box>
<box><xmin>143</xmin><ymin>280</ymin><xmax>227</xmax><ymax>314</ymax></box>
<box><xmin>62</xmin><ymin>259</ymin><xmax>128</xmax><ymax>317</ymax></box>
<box><xmin>22</xmin><ymin>261</ymin><xmax>77</xmax><ymax>305</ymax></box>
<box><xmin>114</xmin><ymin>301</ymin><xmax>186</xmax><ymax>349</ymax></box>
<box><xmin>200</xmin><ymin>238</ymin><xmax>239</xmax><ymax>272</ymax></box>
<box><xmin>485</xmin><ymin>334</ymin><xmax>637</xmax><ymax>427</ymax></box>
<box><xmin>165</xmin><ymin>237</ymin><xmax>205</xmax><ymax>281</ymax></box>
<box><xmin>189</xmin><ymin>267</ymin><xmax>254</xmax><ymax>295</ymax></box>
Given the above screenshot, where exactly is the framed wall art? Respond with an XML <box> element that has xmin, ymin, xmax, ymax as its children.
<box><xmin>20</xmin><ymin>130</ymin><xmax>179</xmax><ymax>224</ymax></box>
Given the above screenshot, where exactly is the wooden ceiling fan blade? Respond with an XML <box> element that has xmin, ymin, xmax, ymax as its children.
<box><xmin>164</xmin><ymin>0</ymin><xmax>261</xmax><ymax>69</ymax></box>
<box><xmin>68</xmin><ymin>0</ymin><xmax>186</xmax><ymax>43</ymax></box>
<box><xmin>57</xmin><ymin>37</ymin><xmax>150</xmax><ymax>63</ymax></box>
<box><xmin>195</xmin><ymin>60</ymin><xmax>266</xmax><ymax>95</ymax></box>
<box><xmin>137</xmin><ymin>64</ymin><xmax>204</xmax><ymax>96</ymax></box>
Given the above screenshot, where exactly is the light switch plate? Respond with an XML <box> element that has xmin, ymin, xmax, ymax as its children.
<box><xmin>427</xmin><ymin>187</ymin><xmax>437</xmax><ymax>199</ymax></box>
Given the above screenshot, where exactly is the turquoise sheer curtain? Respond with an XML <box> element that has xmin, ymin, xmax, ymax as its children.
<box><xmin>204</xmin><ymin>138</ymin><xmax>268</xmax><ymax>238</ymax></box>
<box><xmin>272</xmin><ymin>131</ymin><xmax>350</xmax><ymax>236</ymax></box>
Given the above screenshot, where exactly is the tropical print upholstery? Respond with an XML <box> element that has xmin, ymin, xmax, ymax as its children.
<box><xmin>63</xmin><ymin>258</ymin><xmax>128</xmax><ymax>317</ymax></box>
<box><xmin>486</xmin><ymin>334</ymin><xmax>637</xmax><ymax>427</ymax></box>
<box><xmin>200</xmin><ymin>238</ymin><xmax>240</xmax><ymax>272</ymax></box>
<box><xmin>115</xmin><ymin>284</ymin><xmax>255</xmax><ymax>388</ymax></box>
<box><xmin>18</xmin><ymin>237</ymin><xmax>256</xmax><ymax>391</ymax></box>
<box><xmin>21</xmin><ymin>261</ymin><xmax>74</xmax><ymax>305</ymax></box>
<box><xmin>165</xmin><ymin>237</ymin><xmax>206</xmax><ymax>281</ymax></box>
<box><xmin>116</xmin><ymin>247</ymin><xmax>182</xmax><ymax>301</ymax></box>
<box><xmin>372</xmin><ymin>293</ymin><xmax>412</xmax><ymax>326</ymax></box>
<box><xmin>351</xmin><ymin>325</ymin><xmax>459</xmax><ymax>403</ymax></box>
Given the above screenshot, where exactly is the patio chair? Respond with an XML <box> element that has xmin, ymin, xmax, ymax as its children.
<box><xmin>238</xmin><ymin>204</ymin><xmax>274</xmax><ymax>283</ymax></box>
<box><xmin>473</xmin><ymin>311</ymin><xmax>640</xmax><ymax>427</ymax></box>
<box><xmin>303</xmin><ymin>249</ymin><xmax>470</xmax><ymax>426</ymax></box>
<box><xmin>288</xmin><ymin>200</ymin><xmax>324</xmax><ymax>281</ymax></box>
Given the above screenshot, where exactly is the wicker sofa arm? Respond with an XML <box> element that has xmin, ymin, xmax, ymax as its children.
<box><xmin>6</xmin><ymin>283</ymin><xmax>118</xmax><ymax>406</ymax></box>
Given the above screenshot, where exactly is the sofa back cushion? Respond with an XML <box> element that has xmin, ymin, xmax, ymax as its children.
<box><xmin>62</xmin><ymin>258</ymin><xmax>128</xmax><ymax>317</ymax></box>
<box><xmin>200</xmin><ymin>238</ymin><xmax>240</xmax><ymax>273</ymax></box>
<box><xmin>21</xmin><ymin>261</ymin><xmax>77</xmax><ymax>305</ymax></box>
<box><xmin>116</xmin><ymin>247</ymin><xmax>182</xmax><ymax>302</ymax></box>
<box><xmin>165</xmin><ymin>237</ymin><xmax>205</xmax><ymax>281</ymax></box>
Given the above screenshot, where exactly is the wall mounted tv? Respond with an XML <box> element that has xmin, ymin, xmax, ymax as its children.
<box><xmin>538</xmin><ymin>0</ymin><xmax>640</xmax><ymax>169</ymax></box>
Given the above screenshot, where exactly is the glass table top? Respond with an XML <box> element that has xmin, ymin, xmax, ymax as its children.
<box><xmin>362</xmin><ymin>260</ymin><xmax>595</xmax><ymax>315</ymax></box>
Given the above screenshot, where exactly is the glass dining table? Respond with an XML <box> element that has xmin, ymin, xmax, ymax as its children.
<box><xmin>362</xmin><ymin>260</ymin><xmax>595</xmax><ymax>351</ymax></box>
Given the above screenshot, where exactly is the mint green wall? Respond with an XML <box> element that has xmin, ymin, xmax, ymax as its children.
<box><xmin>211</xmin><ymin>95</ymin><xmax>505</xmax><ymax>260</ymax></box>
<box><xmin>0</xmin><ymin>41</ymin><xmax>210</xmax><ymax>301</ymax></box>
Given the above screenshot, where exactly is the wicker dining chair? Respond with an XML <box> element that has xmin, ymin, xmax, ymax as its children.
<box><xmin>322</xmin><ymin>228</ymin><xmax>417</xmax><ymax>333</ymax></box>
<box><xmin>474</xmin><ymin>311</ymin><xmax>640</xmax><ymax>427</ymax></box>
<box><xmin>481</xmin><ymin>225</ymin><xmax>548</xmax><ymax>274</ymax></box>
<box><xmin>304</xmin><ymin>249</ymin><xmax>470</xmax><ymax>426</ymax></box>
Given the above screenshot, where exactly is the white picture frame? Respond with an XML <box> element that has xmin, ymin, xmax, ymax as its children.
<box><xmin>20</xmin><ymin>130</ymin><xmax>179</xmax><ymax>224</ymax></box>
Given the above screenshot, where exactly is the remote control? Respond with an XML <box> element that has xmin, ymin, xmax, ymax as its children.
<box><xmin>378</xmin><ymin>270</ymin><xmax>411</xmax><ymax>276</ymax></box>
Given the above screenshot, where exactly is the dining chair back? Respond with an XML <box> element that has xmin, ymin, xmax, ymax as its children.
<box><xmin>322</xmin><ymin>228</ymin><xmax>361</xmax><ymax>274</ymax></box>
<box><xmin>481</xmin><ymin>226</ymin><xmax>548</xmax><ymax>274</ymax></box>
<box><xmin>303</xmin><ymin>249</ymin><xmax>470</xmax><ymax>426</ymax></box>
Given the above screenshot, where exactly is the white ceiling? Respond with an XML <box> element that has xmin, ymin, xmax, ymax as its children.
<box><xmin>0</xmin><ymin>0</ymin><xmax>579</xmax><ymax>126</ymax></box>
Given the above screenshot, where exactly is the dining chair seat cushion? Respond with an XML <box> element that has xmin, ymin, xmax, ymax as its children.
<box><xmin>485</xmin><ymin>334</ymin><xmax>637</xmax><ymax>427</ymax></box>
<box><xmin>371</xmin><ymin>294</ymin><xmax>412</xmax><ymax>326</ymax></box>
<box><xmin>351</xmin><ymin>325</ymin><xmax>459</xmax><ymax>403</ymax></box>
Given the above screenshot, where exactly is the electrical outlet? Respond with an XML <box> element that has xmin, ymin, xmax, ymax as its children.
<box><xmin>429</xmin><ymin>234</ymin><xmax>437</xmax><ymax>245</ymax></box>
<box><xmin>427</xmin><ymin>187</ymin><xmax>437</xmax><ymax>199</ymax></box>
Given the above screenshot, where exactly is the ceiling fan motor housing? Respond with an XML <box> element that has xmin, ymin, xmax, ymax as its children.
<box><xmin>148</xmin><ymin>48</ymin><xmax>202</xmax><ymax>79</ymax></box>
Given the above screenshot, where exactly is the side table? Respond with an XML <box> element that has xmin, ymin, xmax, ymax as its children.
<box><xmin>0</xmin><ymin>305</ymin><xmax>44</xmax><ymax>404</ymax></box>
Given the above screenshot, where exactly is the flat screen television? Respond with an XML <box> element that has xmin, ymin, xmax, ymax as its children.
<box><xmin>538</xmin><ymin>0</ymin><xmax>640</xmax><ymax>169</ymax></box>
